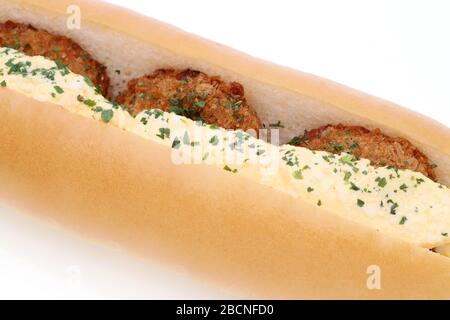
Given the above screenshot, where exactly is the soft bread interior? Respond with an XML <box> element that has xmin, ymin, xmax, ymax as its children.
<box><xmin>0</xmin><ymin>0</ymin><xmax>449</xmax><ymax>185</ymax></box>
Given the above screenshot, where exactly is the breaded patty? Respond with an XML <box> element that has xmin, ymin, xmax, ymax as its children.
<box><xmin>0</xmin><ymin>21</ymin><xmax>109</xmax><ymax>96</ymax></box>
<box><xmin>117</xmin><ymin>69</ymin><xmax>262</xmax><ymax>131</ymax></box>
<box><xmin>290</xmin><ymin>124</ymin><xmax>436</xmax><ymax>180</ymax></box>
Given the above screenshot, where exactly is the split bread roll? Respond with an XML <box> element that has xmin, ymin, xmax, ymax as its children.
<box><xmin>0</xmin><ymin>0</ymin><xmax>449</xmax><ymax>299</ymax></box>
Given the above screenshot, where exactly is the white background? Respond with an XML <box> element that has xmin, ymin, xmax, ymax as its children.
<box><xmin>0</xmin><ymin>0</ymin><xmax>449</xmax><ymax>299</ymax></box>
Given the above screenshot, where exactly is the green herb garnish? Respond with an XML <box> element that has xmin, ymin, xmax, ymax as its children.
<box><xmin>194</xmin><ymin>100</ymin><xmax>205</xmax><ymax>108</ymax></box>
<box><xmin>376</xmin><ymin>177</ymin><xmax>387</xmax><ymax>188</ymax></box>
<box><xmin>390</xmin><ymin>202</ymin><xmax>399</xmax><ymax>215</ymax></box>
<box><xmin>53</xmin><ymin>85</ymin><xmax>64</xmax><ymax>94</ymax></box>
<box><xmin>101</xmin><ymin>109</ymin><xmax>114</xmax><ymax>123</ymax></box>
<box><xmin>293</xmin><ymin>170</ymin><xmax>303</xmax><ymax>180</ymax></box>
<box><xmin>350</xmin><ymin>183</ymin><xmax>360</xmax><ymax>191</ymax></box>
<box><xmin>209</xmin><ymin>135</ymin><xmax>219</xmax><ymax>146</ymax></box>
<box><xmin>269</xmin><ymin>121</ymin><xmax>284</xmax><ymax>128</ymax></box>
<box><xmin>157</xmin><ymin>127</ymin><xmax>170</xmax><ymax>140</ymax></box>
<box><xmin>344</xmin><ymin>172</ymin><xmax>352</xmax><ymax>181</ymax></box>
<box><xmin>172</xmin><ymin>138</ymin><xmax>181</xmax><ymax>149</ymax></box>
<box><xmin>224</xmin><ymin>165</ymin><xmax>238</xmax><ymax>173</ymax></box>
<box><xmin>83</xmin><ymin>99</ymin><xmax>96</xmax><ymax>107</ymax></box>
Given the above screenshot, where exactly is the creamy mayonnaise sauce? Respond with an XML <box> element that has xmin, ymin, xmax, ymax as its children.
<box><xmin>0</xmin><ymin>47</ymin><xmax>449</xmax><ymax>252</ymax></box>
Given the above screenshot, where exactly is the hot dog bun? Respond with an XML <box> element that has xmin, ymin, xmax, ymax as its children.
<box><xmin>0</xmin><ymin>0</ymin><xmax>449</xmax><ymax>299</ymax></box>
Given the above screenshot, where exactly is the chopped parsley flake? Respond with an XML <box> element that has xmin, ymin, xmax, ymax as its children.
<box><xmin>376</xmin><ymin>177</ymin><xmax>387</xmax><ymax>188</ymax></box>
<box><xmin>344</xmin><ymin>172</ymin><xmax>352</xmax><ymax>181</ymax></box>
<box><xmin>329</xmin><ymin>143</ymin><xmax>344</xmax><ymax>152</ymax></box>
<box><xmin>293</xmin><ymin>170</ymin><xmax>303</xmax><ymax>180</ymax></box>
<box><xmin>224</xmin><ymin>165</ymin><xmax>237</xmax><ymax>173</ymax></box>
<box><xmin>269</xmin><ymin>121</ymin><xmax>284</xmax><ymax>128</ymax></box>
<box><xmin>5</xmin><ymin>59</ymin><xmax>31</xmax><ymax>76</ymax></box>
<box><xmin>168</xmin><ymin>105</ymin><xmax>185</xmax><ymax>116</ymax></box>
<box><xmin>172</xmin><ymin>138</ymin><xmax>181</xmax><ymax>149</ymax></box>
<box><xmin>84</xmin><ymin>99</ymin><xmax>96</xmax><ymax>107</ymax></box>
<box><xmin>288</xmin><ymin>136</ymin><xmax>301</xmax><ymax>145</ymax></box>
<box><xmin>390</xmin><ymin>202</ymin><xmax>399</xmax><ymax>215</ymax></box>
<box><xmin>84</xmin><ymin>76</ymin><xmax>95</xmax><ymax>88</ymax></box>
<box><xmin>157</xmin><ymin>127</ymin><xmax>171</xmax><ymax>140</ymax></box>
<box><xmin>209</xmin><ymin>135</ymin><xmax>219</xmax><ymax>146</ymax></box>
<box><xmin>53</xmin><ymin>85</ymin><xmax>64</xmax><ymax>94</ymax></box>
<box><xmin>340</xmin><ymin>154</ymin><xmax>355</xmax><ymax>165</ymax></box>
<box><xmin>350</xmin><ymin>183</ymin><xmax>360</xmax><ymax>191</ymax></box>
<box><xmin>100</xmin><ymin>109</ymin><xmax>114</xmax><ymax>123</ymax></box>
<box><xmin>194</xmin><ymin>100</ymin><xmax>205</xmax><ymax>108</ymax></box>
<box><xmin>1</xmin><ymin>48</ymin><xmax>448</xmax><ymax>246</ymax></box>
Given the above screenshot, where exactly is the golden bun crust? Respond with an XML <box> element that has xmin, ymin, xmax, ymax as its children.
<box><xmin>0</xmin><ymin>0</ymin><xmax>449</xmax><ymax>298</ymax></box>
<box><xmin>0</xmin><ymin>89</ymin><xmax>449</xmax><ymax>299</ymax></box>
